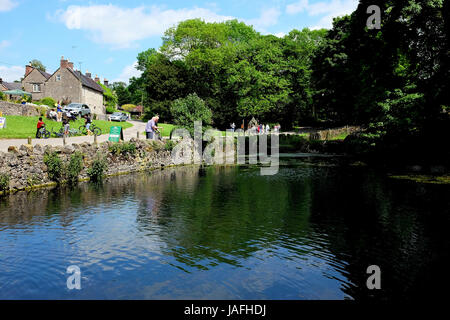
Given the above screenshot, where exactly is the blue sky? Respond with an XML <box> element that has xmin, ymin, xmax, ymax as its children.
<box><xmin>0</xmin><ymin>0</ymin><xmax>358</xmax><ymax>84</ymax></box>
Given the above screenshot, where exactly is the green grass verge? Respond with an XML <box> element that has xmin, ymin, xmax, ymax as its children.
<box><xmin>0</xmin><ymin>115</ymin><xmax>133</xmax><ymax>139</ymax></box>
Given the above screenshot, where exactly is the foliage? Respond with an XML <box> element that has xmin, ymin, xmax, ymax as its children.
<box><xmin>0</xmin><ymin>172</ymin><xmax>9</xmax><ymax>192</ymax></box>
<box><xmin>106</xmin><ymin>106</ymin><xmax>117</xmax><ymax>114</ymax></box>
<box><xmin>87</xmin><ymin>155</ymin><xmax>108</xmax><ymax>183</ymax></box>
<box><xmin>0</xmin><ymin>91</ymin><xmax>4</xmax><ymax>100</ymax></box>
<box><xmin>43</xmin><ymin>151</ymin><xmax>63</xmax><ymax>182</ymax></box>
<box><xmin>109</xmin><ymin>142</ymin><xmax>136</xmax><ymax>156</ymax></box>
<box><xmin>112</xmin><ymin>82</ymin><xmax>132</xmax><ymax>107</ymax></box>
<box><xmin>66</xmin><ymin>152</ymin><xmax>83</xmax><ymax>186</ymax></box>
<box><xmin>121</xmin><ymin>104</ymin><xmax>137</xmax><ymax>112</ymax></box>
<box><xmin>39</xmin><ymin>97</ymin><xmax>56</xmax><ymax>108</ymax></box>
<box><xmin>171</xmin><ymin>93</ymin><xmax>212</xmax><ymax>135</ymax></box>
<box><xmin>164</xmin><ymin>139</ymin><xmax>176</xmax><ymax>151</ymax></box>
<box><xmin>30</xmin><ymin>59</ymin><xmax>46</xmax><ymax>72</ymax></box>
<box><xmin>98</xmin><ymin>82</ymin><xmax>118</xmax><ymax>108</ymax></box>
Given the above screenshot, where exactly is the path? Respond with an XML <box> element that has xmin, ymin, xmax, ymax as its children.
<box><xmin>0</xmin><ymin>120</ymin><xmax>147</xmax><ymax>152</ymax></box>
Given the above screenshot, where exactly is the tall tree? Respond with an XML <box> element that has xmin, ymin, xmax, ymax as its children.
<box><xmin>30</xmin><ymin>59</ymin><xmax>46</xmax><ymax>72</ymax></box>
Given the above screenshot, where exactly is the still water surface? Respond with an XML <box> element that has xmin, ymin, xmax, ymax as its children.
<box><xmin>0</xmin><ymin>157</ymin><xmax>449</xmax><ymax>300</ymax></box>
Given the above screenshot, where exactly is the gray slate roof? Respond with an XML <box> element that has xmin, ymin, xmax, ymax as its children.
<box><xmin>69</xmin><ymin>69</ymin><xmax>104</xmax><ymax>93</ymax></box>
<box><xmin>2</xmin><ymin>82</ymin><xmax>22</xmax><ymax>90</ymax></box>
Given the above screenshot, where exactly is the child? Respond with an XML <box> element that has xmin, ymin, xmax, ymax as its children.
<box><xmin>63</xmin><ymin>118</ymin><xmax>70</xmax><ymax>137</ymax></box>
<box><xmin>84</xmin><ymin>114</ymin><xmax>92</xmax><ymax>135</ymax></box>
<box><xmin>36</xmin><ymin>117</ymin><xmax>45</xmax><ymax>138</ymax></box>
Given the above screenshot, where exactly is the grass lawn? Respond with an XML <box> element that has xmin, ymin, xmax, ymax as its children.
<box><xmin>0</xmin><ymin>115</ymin><xmax>133</xmax><ymax>139</ymax></box>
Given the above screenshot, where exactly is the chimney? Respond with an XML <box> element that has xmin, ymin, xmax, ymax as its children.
<box><xmin>60</xmin><ymin>56</ymin><xmax>69</xmax><ymax>69</ymax></box>
<box><xmin>25</xmin><ymin>64</ymin><xmax>33</xmax><ymax>77</ymax></box>
<box><xmin>94</xmin><ymin>75</ymin><xmax>100</xmax><ymax>83</ymax></box>
<box><xmin>85</xmin><ymin>70</ymin><xmax>91</xmax><ymax>78</ymax></box>
<box><xmin>68</xmin><ymin>60</ymin><xmax>74</xmax><ymax>70</ymax></box>
<box><xmin>103</xmin><ymin>78</ymin><xmax>109</xmax><ymax>87</ymax></box>
<box><xmin>0</xmin><ymin>78</ymin><xmax>2</xmax><ymax>85</ymax></box>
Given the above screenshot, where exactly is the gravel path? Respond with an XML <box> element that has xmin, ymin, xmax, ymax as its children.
<box><xmin>0</xmin><ymin>120</ymin><xmax>147</xmax><ymax>152</ymax></box>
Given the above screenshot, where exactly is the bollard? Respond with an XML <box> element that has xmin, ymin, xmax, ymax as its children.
<box><xmin>94</xmin><ymin>133</ymin><xmax>97</xmax><ymax>145</ymax></box>
<box><xmin>63</xmin><ymin>135</ymin><xmax>66</xmax><ymax>146</ymax></box>
<box><xmin>137</xmin><ymin>131</ymin><xmax>139</xmax><ymax>140</ymax></box>
<box><xmin>27</xmin><ymin>136</ymin><xmax>32</xmax><ymax>145</ymax></box>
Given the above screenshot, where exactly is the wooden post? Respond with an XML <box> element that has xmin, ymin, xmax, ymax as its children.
<box><xmin>137</xmin><ymin>131</ymin><xmax>140</xmax><ymax>140</ymax></box>
<box><xmin>94</xmin><ymin>133</ymin><xmax>97</xmax><ymax>145</ymax></box>
<box><xmin>63</xmin><ymin>135</ymin><xmax>66</xmax><ymax>146</ymax></box>
<box><xmin>27</xmin><ymin>136</ymin><xmax>32</xmax><ymax>145</ymax></box>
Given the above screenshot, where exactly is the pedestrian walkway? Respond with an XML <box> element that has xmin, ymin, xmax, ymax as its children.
<box><xmin>0</xmin><ymin>120</ymin><xmax>147</xmax><ymax>152</ymax></box>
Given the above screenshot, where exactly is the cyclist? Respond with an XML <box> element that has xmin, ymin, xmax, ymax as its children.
<box><xmin>84</xmin><ymin>114</ymin><xmax>93</xmax><ymax>135</ymax></box>
<box><xmin>36</xmin><ymin>117</ymin><xmax>45</xmax><ymax>138</ymax></box>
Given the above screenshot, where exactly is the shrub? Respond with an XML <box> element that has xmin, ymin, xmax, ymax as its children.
<box><xmin>39</xmin><ymin>97</ymin><xmax>57</xmax><ymax>108</ymax></box>
<box><xmin>109</xmin><ymin>142</ymin><xmax>136</xmax><ymax>156</ymax></box>
<box><xmin>66</xmin><ymin>152</ymin><xmax>83</xmax><ymax>186</ymax></box>
<box><xmin>121</xmin><ymin>104</ymin><xmax>136</xmax><ymax>112</ymax></box>
<box><xmin>106</xmin><ymin>106</ymin><xmax>117</xmax><ymax>114</ymax></box>
<box><xmin>43</xmin><ymin>151</ymin><xmax>63</xmax><ymax>182</ymax></box>
<box><xmin>0</xmin><ymin>91</ymin><xmax>4</xmax><ymax>101</ymax></box>
<box><xmin>164</xmin><ymin>140</ymin><xmax>176</xmax><ymax>151</ymax></box>
<box><xmin>0</xmin><ymin>172</ymin><xmax>10</xmax><ymax>192</ymax></box>
<box><xmin>171</xmin><ymin>93</ymin><xmax>212</xmax><ymax>136</ymax></box>
<box><xmin>87</xmin><ymin>155</ymin><xmax>107</xmax><ymax>183</ymax></box>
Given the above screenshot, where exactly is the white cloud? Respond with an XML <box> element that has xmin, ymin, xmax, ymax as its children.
<box><xmin>0</xmin><ymin>0</ymin><xmax>17</xmax><ymax>12</ymax></box>
<box><xmin>273</xmin><ymin>32</ymin><xmax>286</xmax><ymax>38</ymax></box>
<box><xmin>0</xmin><ymin>65</ymin><xmax>24</xmax><ymax>82</ymax></box>
<box><xmin>0</xmin><ymin>40</ymin><xmax>11</xmax><ymax>50</ymax></box>
<box><xmin>286</xmin><ymin>0</ymin><xmax>358</xmax><ymax>29</ymax></box>
<box><xmin>286</xmin><ymin>0</ymin><xmax>308</xmax><ymax>15</ymax></box>
<box><xmin>246</xmin><ymin>8</ymin><xmax>281</xmax><ymax>31</ymax></box>
<box><xmin>56</xmin><ymin>4</ymin><xmax>235</xmax><ymax>48</ymax></box>
<box><xmin>113</xmin><ymin>61</ymin><xmax>142</xmax><ymax>84</ymax></box>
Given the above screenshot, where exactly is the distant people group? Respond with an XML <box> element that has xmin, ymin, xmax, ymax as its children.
<box><xmin>246</xmin><ymin>123</ymin><xmax>281</xmax><ymax>135</ymax></box>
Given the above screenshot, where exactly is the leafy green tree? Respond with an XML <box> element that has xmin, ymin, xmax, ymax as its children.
<box><xmin>111</xmin><ymin>82</ymin><xmax>131</xmax><ymax>107</ymax></box>
<box><xmin>30</xmin><ymin>59</ymin><xmax>46</xmax><ymax>72</ymax></box>
<box><xmin>171</xmin><ymin>93</ymin><xmax>212</xmax><ymax>135</ymax></box>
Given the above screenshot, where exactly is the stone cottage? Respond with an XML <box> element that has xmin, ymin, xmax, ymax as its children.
<box><xmin>21</xmin><ymin>57</ymin><xmax>105</xmax><ymax>115</ymax></box>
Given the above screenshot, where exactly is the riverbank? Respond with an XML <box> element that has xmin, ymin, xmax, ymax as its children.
<box><xmin>0</xmin><ymin>138</ymin><xmax>176</xmax><ymax>195</ymax></box>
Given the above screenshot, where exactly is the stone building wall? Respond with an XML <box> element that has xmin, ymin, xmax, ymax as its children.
<box><xmin>82</xmin><ymin>86</ymin><xmax>105</xmax><ymax>116</ymax></box>
<box><xmin>45</xmin><ymin>67</ymin><xmax>82</xmax><ymax>105</ymax></box>
<box><xmin>0</xmin><ymin>139</ymin><xmax>174</xmax><ymax>193</ymax></box>
<box><xmin>22</xmin><ymin>69</ymin><xmax>47</xmax><ymax>101</ymax></box>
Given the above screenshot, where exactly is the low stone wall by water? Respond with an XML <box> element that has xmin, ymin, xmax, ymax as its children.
<box><xmin>0</xmin><ymin>138</ymin><xmax>174</xmax><ymax>193</ymax></box>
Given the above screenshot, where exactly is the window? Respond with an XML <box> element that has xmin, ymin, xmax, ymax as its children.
<box><xmin>32</xmin><ymin>84</ymin><xmax>41</xmax><ymax>92</ymax></box>
<box><xmin>56</xmin><ymin>75</ymin><xmax>61</xmax><ymax>81</ymax></box>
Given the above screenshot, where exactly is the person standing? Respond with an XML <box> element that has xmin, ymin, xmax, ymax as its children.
<box><xmin>266</xmin><ymin>124</ymin><xmax>270</xmax><ymax>133</ymax></box>
<box><xmin>231</xmin><ymin>122</ymin><xmax>236</xmax><ymax>132</ymax></box>
<box><xmin>145</xmin><ymin>115</ymin><xmax>161</xmax><ymax>140</ymax></box>
<box><xmin>56</xmin><ymin>101</ymin><xmax>63</xmax><ymax>122</ymax></box>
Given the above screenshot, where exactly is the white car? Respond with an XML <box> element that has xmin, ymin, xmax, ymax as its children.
<box><xmin>108</xmin><ymin>112</ymin><xmax>128</xmax><ymax>122</ymax></box>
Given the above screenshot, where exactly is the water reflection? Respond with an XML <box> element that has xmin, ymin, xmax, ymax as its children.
<box><xmin>0</xmin><ymin>162</ymin><xmax>449</xmax><ymax>300</ymax></box>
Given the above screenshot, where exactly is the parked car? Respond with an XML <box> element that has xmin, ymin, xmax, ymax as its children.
<box><xmin>63</xmin><ymin>103</ymin><xmax>91</xmax><ymax>117</ymax></box>
<box><xmin>108</xmin><ymin>112</ymin><xmax>128</xmax><ymax>122</ymax></box>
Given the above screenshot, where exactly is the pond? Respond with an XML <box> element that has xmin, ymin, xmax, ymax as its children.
<box><xmin>0</xmin><ymin>157</ymin><xmax>449</xmax><ymax>300</ymax></box>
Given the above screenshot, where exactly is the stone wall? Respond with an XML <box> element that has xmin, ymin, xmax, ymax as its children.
<box><xmin>308</xmin><ymin>126</ymin><xmax>360</xmax><ymax>141</ymax></box>
<box><xmin>0</xmin><ymin>139</ymin><xmax>174</xmax><ymax>193</ymax></box>
<box><xmin>22</xmin><ymin>68</ymin><xmax>47</xmax><ymax>101</ymax></box>
<box><xmin>0</xmin><ymin>101</ymin><xmax>43</xmax><ymax>116</ymax></box>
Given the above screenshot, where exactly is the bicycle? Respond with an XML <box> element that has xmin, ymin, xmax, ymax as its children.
<box><xmin>37</xmin><ymin>126</ymin><xmax>51</xmax><ymax>139</ymax></box>
<box><xmin>79</xmin><ymin>123</ymin><xmax>102</xmax><ymax>136</ymax></box>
